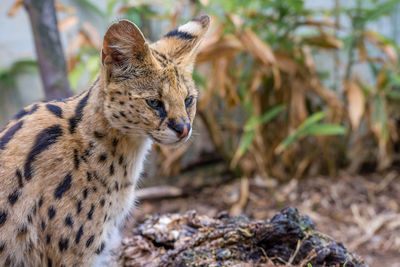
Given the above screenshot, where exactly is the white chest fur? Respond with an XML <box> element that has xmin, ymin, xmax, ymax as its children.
<box><xmin>92</xmin><ymin>137</ymin><xmax>152</xmax><ymax>266</ymax></box>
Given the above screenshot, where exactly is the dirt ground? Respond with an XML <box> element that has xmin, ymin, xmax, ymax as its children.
<box><xmin>128</xmin><ymin>165</ymin><xmax>400</xmax><ymax>266</ymax></box>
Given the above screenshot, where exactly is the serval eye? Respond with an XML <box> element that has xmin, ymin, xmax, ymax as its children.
<box><xmin>184</xmin><ymin>96</ymin><xmax>194</xmax><ymax>107</ymax></box>
<box><xmin>146</xmin><ymin>99</ymin><xmax>162</xmax><ymax>109</ymax></box>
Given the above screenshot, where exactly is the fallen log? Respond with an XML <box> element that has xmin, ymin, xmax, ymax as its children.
<box><xmin>118</xmin><ymin>207</ymin><xmax>366</xmax><ymax>267</ymax></box>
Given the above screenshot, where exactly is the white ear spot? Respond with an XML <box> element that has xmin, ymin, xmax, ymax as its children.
<box><xmin>178</xmin><ymin>21</ymin><xmax>203</xmax><ymax>35</ymax></box>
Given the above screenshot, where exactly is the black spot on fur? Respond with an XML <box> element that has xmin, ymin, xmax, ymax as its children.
<box><xmin>119</xmin><ymin>101</ymin><xmax>125</xmax><ymax>105</ymax></box>
<box><xmin>0</xmin><ymin>120</ymin><xmax>24</xmax><ymax>150</ymax></box>
<box><xmin>100</xmin><ymin>198</ymin><xmax>105</xmax><ymax>207</ymax></box>
<box><xmin>54</xmin><ymin>173</ymin><xmax>72</xmax><ymax>199</ymax></box>
<box><xmin>46</xmin><ymin>104</ymin><xmax>63</xmax><ymax>118</ymax></box>
<box><xmin>98</xmin><ymin>153</ymin><xmax>107</xmax><ymax>162</ymax></box>
<box><xmin>24</xmin><ymin>125</ymin><xmax>63</xmax><ymax>180</ymax></box>
<box><xmin>27</xmin><ymin>214</ymin><xmax>32</xmax><ymax>223</ymax></box>
<box><xmin>75</xmin><ymin>225</ymin><xmax>83</xmax><ymax>244</ymax></box>
<box><xmin>119</xmin><ymin>111</ymin><xmax>126</xmax><ymax>118</ymax></box>
<box><xmin>46</xmin><ymin>234</ymin><xmax>51</xmax><ymax>244</ymax></box>
<box><xmin>87</xmin><ymin>204</ymin><xmax>95</xmax><ymax>220</ymax></box>
<box><xmin>41</xmin><ymin>221</ymin><xmax>46</xmax><ymax>230</ymax></box>
<box><xmin>32</xmin><ymin>205</ymin><xmax>37</xmax><ymax>215</ymax></box>
<box><xmin>8</xmin><ymin>189</ymin><xmax>20</xmax><ymax>205</ymax></box>
<box><xmin>86</xmin><ymin>235</ymin><xmax>95</xmax><ymax>248</ymax></box>
<box><xmin>58</xmin><ymin>237</ymin><xmax>69</xmax><ymax>252</ymax></box>
<box><xmin>164</xmin><ymin>29</ymin><xmax>196</xmax><ymax>40</ymax></box>
<box><xmin>94</xmin><ymin>131</ymin><xmax>105</xmax><ymax>139</ymax></box>
<box><xmin>112</xmin><ymin>138</ymin><xmax>119</xmax><ymax>147</ymax></box>
<box><xmin>74</xmin><ymin>149</ymin><xmax>80</xmax><ymax>170</ymax></box>
<box><xmin>118</xmin><ymin>155</ymin><xmax>124</xmax><ymax>165</ymax></box>
<box><xmin>93</xmin><ymin>186</ymin><xmax>97</xmax><ymax>192</ymax></box>
<box><xmin>16</xmin><ymin>170</ymin><xmax>23</xmax><ymax>188</ymax></box>
<box><xmin>77</xmin><ymin>200</ymin><xmax>82</xmax><ymax>214</ymax></box>
<box><xmin>86</xmin><ymin>172</ymin><xmax>92</xmax><ymax>182</ymax></box>
<box><xmin>114</xmin><ymin>181</ymin><xmax>119</xmax><ymax>191</ymax></box>
<box><xmin>5</xmin><ymin>256</ymin><xmax>12</xmax><ymax>266</ymax></box>
<box><xmin>69</xmin><ymin>91</ymin><xmax>91</xmax><ymax>134</ymax></box>
<box><xmin>17</xmin><ymin>224</ymin><xmax>28</xmax><ymax>235</ymax></box>
<box><xmin>0</xmin><ymin>242</ymin><xmax>5</xmax><ymax>253</ymax></box>
<box><xmin>109</xmin><ymin>163</ymin><xmax>115</xmax><ymax>176</ymax></box>
<box><xmin>83</xmin><ymin>188</ymin><xmax>88</xmax><ymax>199</ymax></box>
<box><xmin>112</xmin><ymin>114</ymin><xmax>120</xmax><ymax>119</ymax></box>
<box><xmin>27</xmin><ymin>240</ymin><xmax>33</xmax><ymax>254</ymax></box>
<box><xmin>48</xmin><ymin>206</ymin><xmax>56</xmax><ymax>220</ymax></box>
<box><xmin>14</xmin><ymin>104</ymin><xmax>38</xmax><ymax>120</ymax></box>
<box><xmin>38</xmin><ymin>197</ymin><xmax>43</xmax><ymax>208</ymax></box>
<box><xmin>0</xmin><ymin>211</ymin><xmax>7</xmax><ymax>226</ymax></box>
<box><xmin>47</xmin><ymin>257</ymin><xmax>53</xmax><ymax>267</ymax></box>
<box><xmin>124</xmin><ymin>165</ymin><xmax>128</xmax><ymax>177</ymax></box>
<box><xmin>96</xmin><ymin>242</ymin><xmax>105</xmax><ymax>254</ymax></box>
<box><xmin>65</xmin><ymin>214</ymin><xmax>74</xmax><ymax>227</ymax></box>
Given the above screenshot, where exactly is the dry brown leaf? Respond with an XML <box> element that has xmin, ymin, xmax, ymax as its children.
<box><xmin>303</xmin><ymin>34</ymin><xmax>343</xmax><ymax>49</ymax></box>
<box><xmin>227</xmin><ymin>13</ymin><xmax>244</xmax><ymax>28</ymax></box>
<box><xmin>230</xmin><ymin>177</ymin><xmax>249</xmax><ymax>216</ymax></box>
<box><xmin>290</xmin><ymin>78</ymin><xmax>308</xmax><ymax>127</ymax></box>
<box><xmin>236</xmin><ymin>28</ymin><xmax>276</xmax><ymax>66</ymax></box>
<box><xmin>358</xmin><ymin>41</ymin><xmax>367</xmax><ymax>62</ymax></box>
<box><xmin>197</xmin><ymin>35</ymin><xmax>243</xmax><ymax>63</ymax></box>
<box><xmin>82</xmin><ymin>23</ymin><xmax>101</xmax><ymax>49</ymax></box>
<box><xmin>272</xmin><ymin>66</ymin><xmax>281</xmax><ymax>90</ymax></box>
<box><xmin>7</xmin><ymin>0</ymin><xmax>22</xmax><ymax>17</ymax></box>
<box><xmin>249</xmin><ymin>69</ymin><xmax>263</xmax><ymax>93</ymax></box>
<box><xmin>299</xmin><ymin>19</ymin><xmax>339</xmax><ymax>29</ymax></box>
<box><xmin>275</xmin><ymin>52</ymin><xmax>298</xmax><ymax>75</ymax></box>
<box><xmin>55</xmin><ymin>1</ymin><xmax>75</xmax><ymax>14</ymax></box>
<box><xmin>215</xmin><ymin>58</ymin><xmax>228</xmax><ymax>98</ymax></box>
<box><xmin>345</xmin><ymin>80</ymin><xmax>365</xmax><ymax>129</ymax></box>
<box><xmin>382</xmin><ymin>44</ymin><xmax>398</xmax><ymax>64</ymax></box>
<box><xmin>199</xmin><ymin>0</ymin><xmax>210</xmax><ymax>5</ymax></box>
<box><xmin>58</xmin><ymin>16</ymin><xmax>78</xmax><ymax>32</ymax></box>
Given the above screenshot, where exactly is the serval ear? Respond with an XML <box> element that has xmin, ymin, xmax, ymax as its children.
<box><xmin>101</xmin><ymin>20</ymin><xmax>158</xmax><ymax>81</ymax></box>
<box><xmin>151</xmin><ymin>15</ymin><xmax>210</xmax><ymax>71</ymax></box>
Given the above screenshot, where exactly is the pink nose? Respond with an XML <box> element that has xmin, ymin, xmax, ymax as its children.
<box><xmin>168</xmin><ymin>122</ymin><xmax>191</xmax><ymax>139</ymax></box>
<box><xmin>178</xmin><ymin>124</ymin><xmax>189</xmax><ymax>139</ymax></box>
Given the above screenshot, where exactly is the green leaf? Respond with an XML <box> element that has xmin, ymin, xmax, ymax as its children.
<box><xmin>371</xmin><ymin>94</ymin><xmax>388</xmax><ymax>141</ymax></box>
<box><xmin>76</xmin><ymin>0</ymin><xmax>105</xmax><ymax>18</ymax></box>
<box><xmin>68</xmin><ymin>62</ymin><xmax>86</xmax><ymax>90</ymax></box>
<box><xmin>363</xmin><ymin>0</ymin><xmax>399</xmax><ymax>22</ymax></box>
<box><xmin>276</xmin><ymin>130</ymin><xmax>302</xmax><ymax>154</ymax></box>
<box><xmin>276</xmin><ymin>111</ymin><xmax>346</xmax><ymax>154</ymax></box>
<box><xmin>299</xmin><ymin>111</ymin><xmax>326</xmax><ymax>129</ymax></box>
<box><xmin>303</xmin><ymin>124</ymin><xmax>347</xmax><ymax>136</ymax></box>
<box><xmin>237</xmin><ymin>130</ymin><xmax>255</xmax><ymax>156</ymax></box>
<box><xmin>244</xmin><ymin>104</ymin><xmax>285</xmax><ymax>131</ymax></box>
<box><xmin>387</xmin><ymin>90</ymin><xmax>400</xmax><ymax>100</ymax></box>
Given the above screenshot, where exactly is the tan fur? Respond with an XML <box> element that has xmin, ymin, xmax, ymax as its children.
<box><xmin>0</xmin><ymin>15</ymin><xmax>209</xmax><ymax>266</ymax></box>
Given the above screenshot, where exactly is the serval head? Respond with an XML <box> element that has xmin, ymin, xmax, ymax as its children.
<box><xmin>100</xmin><ymin>15</ymin><xmax>210</xmax><ymax>145</ymax></box>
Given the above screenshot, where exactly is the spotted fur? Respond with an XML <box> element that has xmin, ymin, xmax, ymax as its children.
<box><xmin>0</xmin><ymin>15</ymin><xmax>210</xmax><ymax>266</ymax></box>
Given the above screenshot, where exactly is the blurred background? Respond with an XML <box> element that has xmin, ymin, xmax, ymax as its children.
<box><xmin>1</xmin><ymin>0</ymin><xmax>400</xmax><ymax>265</ymax></box>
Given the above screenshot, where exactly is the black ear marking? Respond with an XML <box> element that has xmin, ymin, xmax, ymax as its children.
<box><xmin>164</xmin><ymin>29</ymin><xmax>196</xmax><ymax>40</ymax></box>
